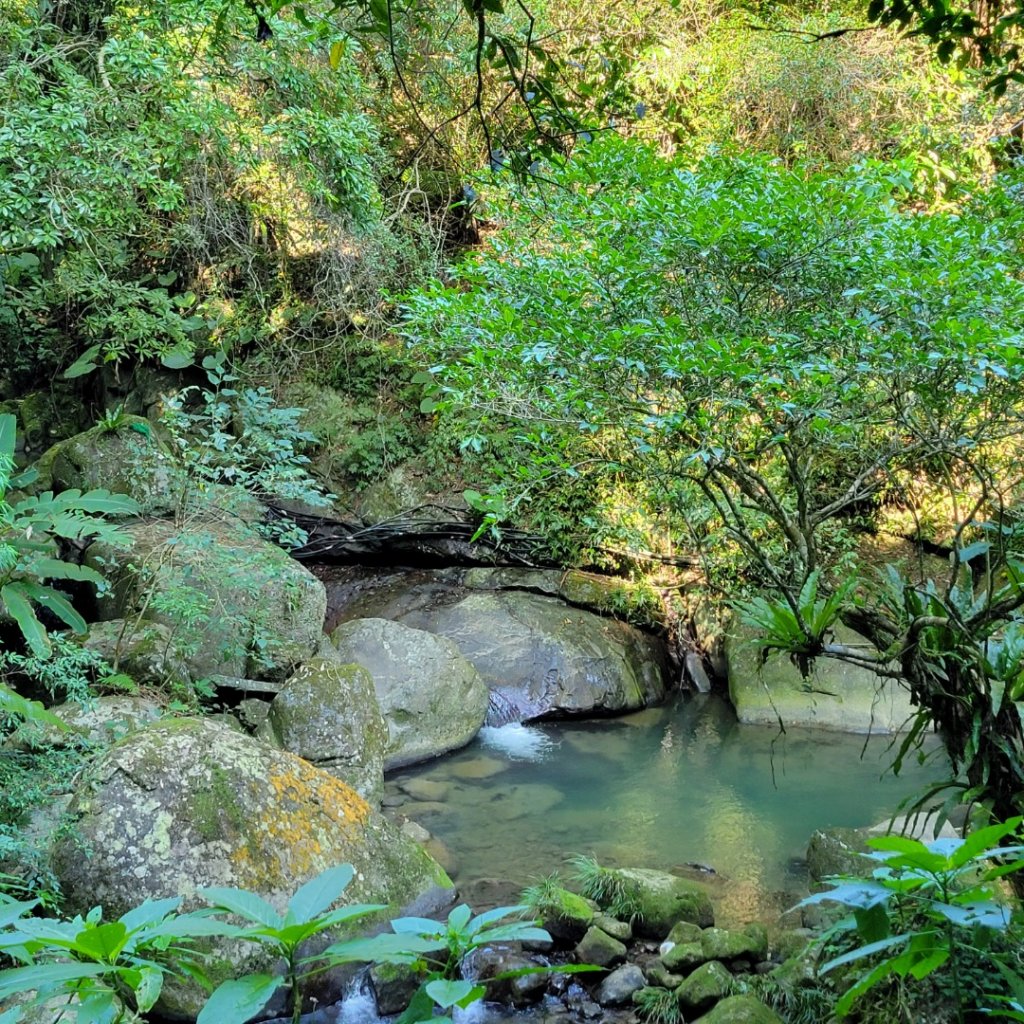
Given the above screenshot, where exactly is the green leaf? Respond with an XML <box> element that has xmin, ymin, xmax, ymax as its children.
<box><xmin>135</xmin><ymin>967</ymin><xmax>164</xmax><ymax>1012</ymax></box>
<box><xmin>118</xmin><ymin>897</ymin><xmax>181</xmax><ymax>934</ymax></box>
<box><xmin>1</xmin><ymin>582</ymin><xmax>50</xmax><ymax>657</ymax></box>
<box><xmin>0</xmin><ymin>414</ymin><xmax>15</xmax><ymax>465</ymax></box>
<box><xmin>196</xmin><ymin>974</ymin><xmax>282</xmax><ymax>1024</ymax></box>
<box><xmin>160</xmin><ymin>350</ymin><xmax>195</xmax><ymax>370</ymax></box>
<box><xmin>74</xmin><ymin>920</ymin><xmax>129</xmax><ymax>962</ymax></box>
<box><xmin>286</xmin><ymin>864</ymin><xmax>353</xmax><ymax>923</ymax></box>
<box><xmin>198</xmin><ymin>887</ymin><xmax>282</xmax><ymax>929</ymax></box>
<box><xmin>820</xmin><ymin>932</ymin><xmax>912</xmax><ymax>974</ymax></box>
<box><xmin>19</xmin><ymin>583</ymin><xmax>87</xmax><ymax>634</ymax></box>
<box><xmin>63</xmin><ymin>344</ymin><xmax>102</xmax><ymax>380</ymax></box>
<box><xmin>0</xmin><ymin>961</ymin><xmax>107</xmax><ymax>998</ymax></box>
<box><xmin>426</xmin><ymin>978</ymin><xmax>480</xmax><ymax>1009</ymax></box>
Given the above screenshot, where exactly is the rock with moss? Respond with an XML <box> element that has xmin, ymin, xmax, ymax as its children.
<box><xmin>614</xmin><ymin>868</ymin><xmax>714</xmax><ymax>938</ymax></box>
<box><xmin>645</xmin><ymin>963</ymin><xmax>684</xmax><ymax>989</ymax></box>
<box><xmin>806</xmin><ymin>827</ymin><xmax>873</xmax><ymax>883</ymax></box>
<box><xmin>81</xmin><ymin>619</ymin><xmax>191</xmax><ymax>689</ymax></box>
<box><xmin>701</xmin><ymin>927</ymin><xmax>769</xmax><ymax>963</ymax></box>
<box><xmin>268</xmin><ymin>658</ymin><xmax>388</xmax><ymax>804</ymax></box>
<box><xmin>391</xmin><ymin>590</ymin><xmax>668</xmax><ymax>721</ymax></box>
<box><xmin>576</xmin><ymin>925</ymin><xmax>628</xmax><ymax>968</ymax></box>
<box><xmin>692</xmin><ymin>994</ymin><xmax>785</xmax><ymax>1024</ymax></box>
<box><xmin>50</xmin><ymin>717</ymin><xmax>453</xmax><ymax>1018</ymax></box>
<box><xmin>532</xmin><ymin>885</ymin><xmax>595</xmax><ymax>945</ymax></box>
<box><xmin>7</xmin><ymin>695</ymin><xmax>164</xmax><ymax>751</ymax></box>
<box><xmin>329</xmin><ymin>617</ymin><xmax>488</xmax><ymax>769</ymax></box>
<box><xmin>661</xmin><ymin>940</ymin><xmax>706</xmax><ymax>973</ymax></box>
<box><xmin>463</xmin><ymin>568</ymin><xmax>664</xmax><ymax>629</ymax></box>
<box><xmin>677</xmin><ymin>961</ymin><xmax>734</xmax><ymax>1014</ymax></box>
<box><xmin>726</xmin><ymin>621</ymin><xmax>913</xmax><ymax>733</ymax></box>
<box><xmin>37</xmin><ymin>417</ymin><xmax>188</xmax><ymax>514</ymax></box>
<box><xmin>87</xmin><ymin>515</ymin><xmax>326</xmax><ymax>681</ymax></box>
<box><xmin>594</xmin><ymin>913</ymin><xmax>632</xmax><ymax>942</ymax></box>
<box><xmin>665</xmin><ymin>920</ymin><xmax>704</xmax><ymax>946</ymax></box>
<box><xmin>370</xmin><ymin>961</ymin><xmax>421</xmax><ymax>1015</ymax></box>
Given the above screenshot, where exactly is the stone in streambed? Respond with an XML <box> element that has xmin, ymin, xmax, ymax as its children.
<box><xmin>370</xmin><ymin>962</ymin><xmax>421</xmax><ymax>1016</ymax></box>
<box><xmin>398</xmin><ymin>778</ymin><xmax>451</xmax><ymax>801</ymax></box>
<box><xmin>661</xmin><ymin>941</ymin><xmax>705</xmax><ymax>973</ymax></box>
<box><xmin>693</xmin><ymin>994</ymin><xmax>786</xmax><ymax>1024</ymax></box>
<box><xmin>535</xmin><ymin>886</ymin><xmax>594</xmax><ymax>945</ymax></box>
<box><xmin>614</xmin><ymin>867</ymin><xmax>714</xmax><ymax>938</ymax></box>
<box><xmin>677</xmin><ymin>961</ymin><xmax>733</xmax><ymax>1014</ymax></box>
<box><xmin>329</xmin><ymin>617</ymin><xmax>488</xmax><ymax>769</ymax></box>
<box><xmin>645</xmin><ymin>964</ymin><xmax>684</xmax><ymax>989</ymax></box>
<box><xmin>594</xmin><ymin>913</ymin><xmax>632</xmax><ymax>942</ymax></box>
<box><xmin>268</xmin><ymin>658</ymin><xmax>387</xmax><ymax>804</ymax></box>
<box><xmin>597</xmin><ymin>964</ymin><xmax>647</xmax><ymax>1006</ymax></box>
<box><xmin>701</xmin><ymin>926</ymin><xmax>769</xmax><ymax>963</ymax></box>
<box><xmin>576</xmin><ymin>925</ymin><xmax>627</xmax><ymax>968</ymax></box>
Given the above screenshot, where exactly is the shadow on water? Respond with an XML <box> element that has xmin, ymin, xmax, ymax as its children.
<box><xmin>387</xmin><ymin>693</ymin><xmax>946</xmax><ymax>926</ymax></box>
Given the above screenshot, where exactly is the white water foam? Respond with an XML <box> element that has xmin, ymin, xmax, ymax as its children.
<box><xmin>478</xmin><ymin>722</ymin><xmax>555</xmax><ymax>761</ymax></box>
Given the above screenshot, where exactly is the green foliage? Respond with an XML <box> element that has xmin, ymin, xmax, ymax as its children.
<box><xmin>569</xmin><ymin>855</ymin><xmax>645</xmax><ymax>921</ymax></box>
<box><xmin>0</xmin><ymin>634</ymin><xmax>123</xmax><ymax>706</ymax></box>
<box><xmin>633</xmin><ymin>983</ymin><xmax>684</xmax><ymax>1024</ymax></box>
<box><xmin>198</xmin><ymin>864</ymin><xmax>388</xmax><ymax>1024</ymax></box>
<box><xmin>797</xmin><ymin>818</ymin><xmax>1024</xmax><ymax>1021</ymax></box>
<box><xmin>162</xmin><ymin>355</ymin><xmax>332</xmax><ymax>545</ymax></box>
<box><xmin>0</xmin><ymin>894</ymin><xmax>230</xmax><ymax>1023</ymax></box>
<box><xmin>737</xmin><ymin>973</ymin><xmax>838</xmax><ymax>1024</ymax></box>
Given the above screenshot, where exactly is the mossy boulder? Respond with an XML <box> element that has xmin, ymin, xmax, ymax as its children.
<box><xmin>81</xmin><ymin>619</ymin><xmax>191</xmax><ymax>689</ymax></box>
<box><xmin>806</xmin><ymin>827</ymin><xmax>873</xmax><ymax>883</ymax></box>
<box><xmin>701</xmin><ymin>927</ymin><xmax>769</xmax><ymax>963</ymax></box>
<box><xmin>726</xmin><ymin>621</ymin><xmax>913</xmax><ymax>733</ymax></box>
<box><xmin>661</xmin><ymin>941</ymin><xmax>706</xmax><ymax>973</ymax></box>
<box><xmin>535</xmin><ymin>886</ymin><xmax>595</xmax><ymax>944</ymax></box>
<box><xmin>268</xmin><ymin>657</ymin><xmax>388</xmax><ymax>804</ymax></box>
<box><xmin>50</xmin><ymin>718</ymin><xmax>453</xmax><ymax>1018</ymax></box>
<box><xmin>693</xmin><ymin>994</ymin><xmax>785</xmax><ymax>1024</ymax></box>
<box><xmin>677</xmin><ymin>961</ymin><xmax>734</xmax><ymax>1013</ymax></box>
<box><xmin>463</xmin><ymin>567</ymin><xmax>664</xmax><ymax>630</ymax></box>
<box><xmin>39</xmin><ymin>417</ymin><xmax>187</xmax><ymax>514</ymax></box>
<box><xmin>614</xmin><ymin>868</ymin><xmax>714</xmax><ymax>938</ymax></box>
<box><xmin>576</xmin><ymin>925</ymin><xmax>627</xmax><ymax>968</ymax></box>
<box><xmin>87</xmin><ymin>516</ymin><xmax>326</xmax><ymax>682</ymax></box>
<box><xmin>329</xmin><ymin>617</ymin><xmax>488</xmax><ymax>769</ymax></box>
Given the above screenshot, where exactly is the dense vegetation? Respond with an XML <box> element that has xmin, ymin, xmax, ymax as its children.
<box><xmin>6</xmin><ymin>0</ymin><xmax>1024</xmax><ymax>1020</ymax></box>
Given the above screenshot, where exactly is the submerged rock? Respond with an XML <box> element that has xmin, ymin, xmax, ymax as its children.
<box><xmin>268</xmin><ymin>657</ymin><xmax>388</xmax><ymax>804</ymax></box>
<box><xmin>50</xmin><ymin>718</ymin><xmax>453</xmax><ymax>1018</ymax></box>
<box><xmin>329</xmin><ymin>617</ymin><xmax>488</xmax><ymax>769</ymax></box>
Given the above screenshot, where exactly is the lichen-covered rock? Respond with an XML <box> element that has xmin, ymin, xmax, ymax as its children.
<box><xmin>268</xmin><ymin>658</ymin><xmax>387</xmax><ymax>804</ymax></box>
<box><xmin>7</xmin><ymin>696</ymin><xmax>164</xmax><ymax>751</ymax></box>
<box><xmin>676</xmin><ymin>961</ymin><xmax>733</xmax><ymax>1013</ymax></box>
<box><xmin>693</xmin><ymin>994</ymin><xmax>785</xmax><ymax>1024</ymax></box>
<box><xmin>576</xmin><ymin>925</ymin><xmax>627</xmax><ymax>968</ymax></box>
<box><xmin>393</xmin><ymin>591</ymin><xmax>668</xmax><ymax>722</ymax></box>
<box><xmin>87</xmin><ymin>516</ymin><xmax>326</xmax><ymax>681</ymax></box>
<box><xmin>726</xmin><ymin>622</ymin><xmax>913</xmax><ymax>733</ymax></box>
<box><xmin>615</xmin><ymin>868</ymin><xmax>714</xmax><ymax>938</ymax></box>
<box><xmin>40</xmin><ymin>417</ymin><xmax>187</xmax><ymax>515</ymax></box>
<box><xmin>50</xmin><ymin>718</ymin><xmax>453</xmax><ymax>1018</ymax></box>
<box><xmin>81</xmin><ymin>619</ymin><xmax>191</xmax><ymax>689</ymax></box>
<box><xmin>329</xmin><ymin>617</ymin><xmax>488</xmax><ymax>769</ymax></box>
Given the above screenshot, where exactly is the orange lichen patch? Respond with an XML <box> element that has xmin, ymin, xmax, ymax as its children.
<box><xmin>229</xmin><ymin>755</ymin><xmax>371</xmax><ymax>883</ymax></box>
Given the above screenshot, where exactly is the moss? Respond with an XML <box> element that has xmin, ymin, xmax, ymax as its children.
<box><xmin>187</xmin><ymin>760</ymin><xmax>248</xmax><ymax>843</ymax></box>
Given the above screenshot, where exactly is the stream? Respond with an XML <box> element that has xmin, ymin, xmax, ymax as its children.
<box><xmin>385</xmin><ymin>693</ymin><xmax>944</xmax><ymax>927</ymax></box>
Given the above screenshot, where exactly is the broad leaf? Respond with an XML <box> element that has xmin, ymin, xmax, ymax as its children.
<box><xmin>286</xmin><ymin>864</ymin><xmax>354</xmax><ymax>923</ymax></box>
<box><xmin>196</xmin><ymin>974</ymin><xmax>282</xmax><ymax>1024</ymax></box>
<box><xmin>198</xmin><ymin>887</ymin><xmax>282</xmax><ymax>929</ymax></box>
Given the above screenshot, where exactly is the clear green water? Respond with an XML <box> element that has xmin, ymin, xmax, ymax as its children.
<box><xmin>387</xmin><ymin>694</ymin><xmax>944</xmax><ymax>925</ymax></box>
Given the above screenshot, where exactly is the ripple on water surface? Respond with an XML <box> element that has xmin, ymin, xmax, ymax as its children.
<box><xmin>387</xmin><ymin>693</ymin><xmax>945</xmax><ymax>925</ymax></box>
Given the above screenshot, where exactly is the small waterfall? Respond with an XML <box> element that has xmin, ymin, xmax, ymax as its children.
<box><xmin>479</xmin><ymin>722</ymin><xmax>555</xmax><ymax>761</ymax></box>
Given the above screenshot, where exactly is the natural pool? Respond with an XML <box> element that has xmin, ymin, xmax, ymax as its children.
<box><xmin>387</xmin><ymin>693</ymin><xmax>945</xmax><ymax>926</ymax></box>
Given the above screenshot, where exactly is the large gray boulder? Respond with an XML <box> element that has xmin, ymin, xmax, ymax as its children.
<box><xmin>88</xmin><ymin>516</ymin><xmax>326</xmax><ymax>682</ymax></box>
<box><xmin>50</xmin><ymin>718</ymin><xmax>453</xmax><ymax>1018</ymax></box>
<box><xmin>726</xmin><ymin>622</ymin><xmax>913</xmax><ymax>733</ymax></box>
<box><xmin>267</xmin><ymin>657</ymin><xmax>388</xmax><ymax>803</ymax></box>
<box><xmin>329</xmin><ymin>617</ymin><xmax>489</xmax><ymax>769</ymax></box>
<box><xmin>391</xmin><ymin>591</ymin><xmax>666</xmax><ymax>721</ymax></box>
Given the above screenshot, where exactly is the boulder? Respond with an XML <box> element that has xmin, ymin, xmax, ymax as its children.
<box><xmin>701</xmin><ymin>927</ymin><xmax>769</xmax><ymax>963</ymax></box>
<box><xmin>369</xmin><ymin>962</ymin><xmax>421</xmax><ymax>1016</ymax></box>
<box><xmin>7</xmin><ymin>695</ymin><xmax>163</xmax><ymax>751</ymax></box>
<box><xmin>726</xmin><ymin>622</ymin><xmax>913</xmax><ymax>733</ymax></box>
<box><xmin>576</xmin><ymin>925</ymin><xmax>627</xmax><ymax>968</ymax></box>
<box><xmin>677</xmin><ymin>961</ymin><xmax>733</xmax><ymax>1014</ymax></box>
<box><xmin>87</xmin><ymin>516</ymin><xmax>326</xmax><ymax>681</ymax></box>
<box><xmin>693</xmin><ymin>994</ymin><xmax>785</xmax><ymax>1024</ymax></box>
<box><xmin>329</xmin><ymin>617</ymin><xmax>488</xmax><ymax>769</ymax></box>
<box><xmin>535</xmin><ymin>886</ymin><xmax>595</xmax><ymax>945</ymax></box>
<box><xmin>268</xmin><ymin>658</ymin><xmax>388</xmax><ymax>804</ymax></box>
<box><xmin>393</xmin><ymin>590</ymin><xmax>667</xmax><ymax>721</ymax></box>
<box><xmin>597</xmin><ymin>964</ymin><xmax>647</xmax><ymax>1006</ymax></box>
<box><xmin>81</xmin><ymin>619</ymin><xmax>191</xmax><ymax>689</ymax></box>
<box><xmin>40</xmin><ymin>417</ymin><xmax>187</xmax><ymax>515</ymax></box>
<box><xmin>661</xmin><ymin>941</ymin><xmax>705</xmax><ymax>973</ymax></box>
<box><xmin>806</xmin><ymin>827</ymin><xmax>873</xmax><ymax>883</ymax></box>
<box><xmin>593</xmin><ymin>913</ymin><xmax>632</xmax><ymax>943</ymax></box>
<box><xmin>50</xmin><ymin>718</ymin><xmax>453</xmax><ymax>1018</ymax></box>
<box><xmin>614</xmin><ymin>868</ymin><xmax>714</xmax><ymax>938</ymax></box>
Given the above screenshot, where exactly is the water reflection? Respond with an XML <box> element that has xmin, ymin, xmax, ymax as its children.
<box><xmin>388</xmin><ymin>694</ymin><xmax>944</xmax><ymax>925</ymax></box>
